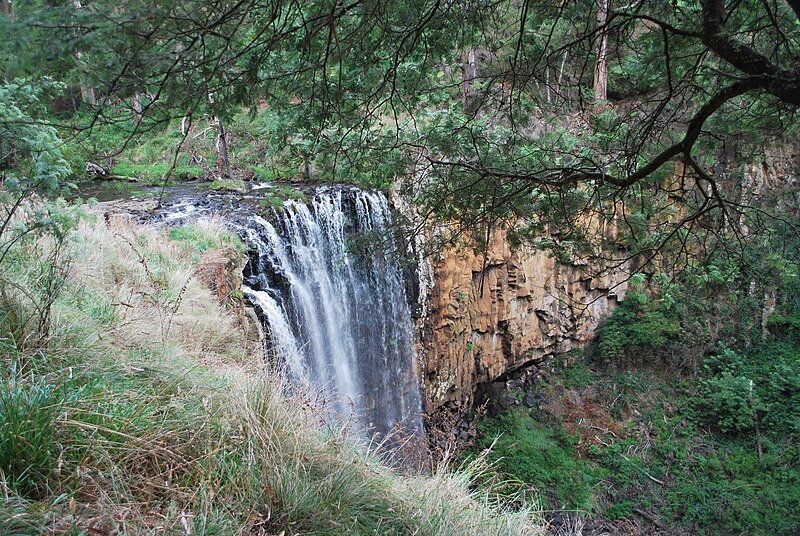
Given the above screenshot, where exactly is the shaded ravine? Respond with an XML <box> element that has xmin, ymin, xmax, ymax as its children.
<box><xmin>240</xmin><ymin>186</ymin><xmax>423</xmax><ymax>439</ymax></box>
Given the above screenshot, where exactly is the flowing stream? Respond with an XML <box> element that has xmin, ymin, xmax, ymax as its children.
<box><xmin>240</xmin><ymin>187</ymin><xmax>423</xmax><ymax>439</ymax></box>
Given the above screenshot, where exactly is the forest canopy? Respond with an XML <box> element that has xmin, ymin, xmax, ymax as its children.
<box><xmin>1</xmin><ymin>0</ymin><xmax>799</xmax><ymax>269</ymax></box>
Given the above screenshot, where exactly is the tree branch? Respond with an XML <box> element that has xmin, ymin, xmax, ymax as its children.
<box><xmin>702</xmin><ymin>0</ymin><xmax>800</xmax><ymax>105</ymax></box>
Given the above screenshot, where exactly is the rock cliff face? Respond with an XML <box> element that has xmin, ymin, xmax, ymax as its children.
<box><xmin>416</xmin><ymin>231</ymin><xmax>628</xmax><ymax>411</ymax></box>
<box><xmin>738</xmin><ymin>143</ymin><xmax>799</xmax><ymax>213</ymax></box>
<box><xmin>411</xmin><ymin>143</ymin><xmax>799</xmax><ymax>411</ymax></box>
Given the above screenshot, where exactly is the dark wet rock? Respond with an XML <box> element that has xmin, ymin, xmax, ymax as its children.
<box><xmin>524</xmin><ymin>390</ymin><xmax>537</xmax><ymax>408</ymax></box>
<box><xmin>498</xmin><ymin>391</ymin><xmax>517</xmax><ymax>409</ymax></box>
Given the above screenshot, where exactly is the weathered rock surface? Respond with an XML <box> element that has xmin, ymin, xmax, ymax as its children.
<box><xmin>734</xmin><ymin>143</ymin><xmax>800</xmax><ymax>212</ymax></box>
<box><xmin>194</xmin><ymin>246</ymin><xmax>263</xmax><ymax>352</ymax></box>
<box><xmin>417</xmin><ymin>230</ymin><xmax>628</xmax><ymax>411</ymax></box>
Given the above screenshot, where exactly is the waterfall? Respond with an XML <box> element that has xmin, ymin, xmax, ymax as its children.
<box><xmin>240</xmin><ymin>186</ymin><xmax>423</xmax><ymax>439</ymax></box>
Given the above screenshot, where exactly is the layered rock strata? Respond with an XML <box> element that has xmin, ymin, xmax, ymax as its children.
<box><xmin>417</xmin><ymin>231</ymin><xmax>628</xmax><ymax>411</ymax></box>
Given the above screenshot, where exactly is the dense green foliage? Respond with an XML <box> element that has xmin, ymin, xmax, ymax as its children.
<box><xmin>598</xmin><ymin>275</ymin><xmax>680</xmax><ymax>364</ymax></box>
<box><xmin>470</xmin><ymin>407</ymin><xmax>599</xmax><ymax>512</ymax></box>
<box><xmin>695</xmin><ymin>343</ymin><xmax>800</xmax><ymax>436</ymax></box>
<box><xmin>0</xmin><ymin>79</ymin><xmax>77</xmax><ymax>251</ymax></box>
<box><xmin>468</xmin><ymin>351</ymin><xmax>800</xmax><ymax>534</ymax></box>
<box><xmin>0</xmin><ymin>79</ymin><xmax>70</xmax><ymax>191</ymax></box>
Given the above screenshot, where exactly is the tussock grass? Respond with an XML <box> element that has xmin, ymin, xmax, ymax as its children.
<box><xmin>0</xmin><ymin>211</ymin><xmax>542</xmax><ymax>535</ymax></box>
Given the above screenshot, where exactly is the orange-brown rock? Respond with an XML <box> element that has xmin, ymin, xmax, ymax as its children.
<box><xmin>195</xmin><ymin>246</ymin><xmax>263</xmax><ymax>351</ymax></box>
<box><xmin>195</xmin><ymin>246</ymin><xmax>244</xmax><ymax>306</ymax></box>
<box><xmin>418</xmin><ymin>230</ymin><xmax>628</xmax><ymax>411</ymax></box>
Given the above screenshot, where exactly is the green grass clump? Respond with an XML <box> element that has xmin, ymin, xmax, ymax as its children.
<box><xmin>560</xmin><ymin>359</ymin><xmax>594</xmax><ymax>389</ymax></box>
<box><xmin>168</xmin><ymin>218</ymin><xmax>246</xmax><ymax>254</ymax></box>
<box><xmin>201</xmin><ymin>178</ymin><xmax>245</xmax><ymax>192</ymax></box>
<box><xmin>257</xmin><ymin>186</ymin><xmax>308</xmax><ymax>214</ymax></box>
<box><xmin>469</xmin><ymin>407</ymin><xmax>599</xmax><ymax>512</ymax></box>
<box><xmin>0</xmin><ymin>372</ymin><xmax>61</xmax><ymax>499</ymax></box>
<box><xmin>272</xmin><ymin>185</ymin><xmax>307</xmax><ymax>201</ymax></box>
<box><xmin>250</xmin><ymin>165</ymin><xmax>298</xmax><ymax>182</ymax></box>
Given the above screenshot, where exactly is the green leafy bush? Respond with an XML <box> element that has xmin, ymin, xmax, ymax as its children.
<box><xmin>767</xmin><ymin>313</ymin><xmax>800</xmax><ymax>336</ymax></box>
<box><xmin>664</xmin><ymin>438</ymin><xmax>800</xmax><ymax>535</ymax></box>
<box><xmin>0</xmin><ymin>79</ymin><xmax>71</xmax><ymax>196</ymax></box>
<box><xmin>695</xmin><ymin>371</ymin><xmax>761</xmax><ymax>433</ymax></box>
<box><xmin>693</xmin><ymin>344</ymin><xmax>800</xmax><ymax>436</ymax></box>
<box><xmin>598</xmin><ymin>282</ymin><xmax>679</xmax><ymax>363</ymax></box>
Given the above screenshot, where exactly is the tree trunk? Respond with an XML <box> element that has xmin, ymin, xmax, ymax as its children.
<box><xmin>593</xmin><ymin>0</ymin><xmax>609</xmax><ymax>103</ymax></box>
<box><xmin>461</xmin><ymin>48</ymin><xmax>478</xmax><ymax>111</ymax></box>
<box><xmin>1</xmin><ymin>0</ymin><xmax>13</xmax><ymax>17</ymax></box>
<box><xmin>73</xmin><ymin>1</ymin><xmax>97</xmax><ymax>105</ymax></box>
<box><xmin>215</xmin><ymin>115</ymin><xmax>231</xmax><ymax>177</ymax></box>
<box><xmin>80</xmin><ymin>81</ymin><xmax>96</xmax><ymax>105</ymax></box>
<box><xmin>132</xmin><ymin>92</ymin><xmax>143</xmax><ymax>125</ymax></box>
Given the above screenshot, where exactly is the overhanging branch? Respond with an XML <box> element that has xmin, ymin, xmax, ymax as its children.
<box><xmin>702</xmin><ymin>0</ymin><xmax>800</xmax><ymax>105</ymax></box>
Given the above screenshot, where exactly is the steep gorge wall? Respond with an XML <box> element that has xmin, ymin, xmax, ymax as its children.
<box><xmin>737</xmin><ymin>143</ymin><xmax>799</xmax><ymax>213</ymax></box>
<box><xmin>411</xmin><ymin>143</ymin><xmax>798</xmax><ymax>412</ymax></box>
<box><xmin>415</xmin><ymin>231</ymin><xmax>629</xmax><ymax>411</ymax></box>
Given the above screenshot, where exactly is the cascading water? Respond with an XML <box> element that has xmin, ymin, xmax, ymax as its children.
<box><xmin>240</xmin><ymin>187</ymin><xmax>423</xmax><ymax>439</ymax></box>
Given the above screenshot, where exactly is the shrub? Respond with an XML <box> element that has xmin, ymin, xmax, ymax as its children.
<box><xmin>766</xmin><ymin>312</ymin><xmax>800</xmax><ymax>337</ymax></box>
<box><xmin>598</xmin><ymin>287</ymin><xmax>679</xmax><ymax>364</ymax></box>
<box><xmin>693</xmin><ymin>344</ymin><xmax>800</xmax><ymax>436</ymax></box>
<box><xmin>695</xmin><ymin>371</ymin><xmax>761</xmax><ymax>433</ymax></box>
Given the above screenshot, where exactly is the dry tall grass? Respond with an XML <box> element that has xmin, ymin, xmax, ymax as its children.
<box><xmin>1</xmin><ymin>210</ymin><xmax>542</xmax><ymax>535</ymax></box>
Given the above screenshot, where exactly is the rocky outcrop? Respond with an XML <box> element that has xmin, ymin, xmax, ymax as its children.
<box><xmin>195</xmin><ymin>246</ymin><xmax>263</xmax><ymax>352</ymax></box>
<box><xmin>195</xmin><ymin>247</ymin><xmax>245</xmax><ymax>306</ymax></box>
<box><xmin>417</xmin><ymin>230</ymin><xmax>628</xmax><ymax>411</ymax></box>
<box><xmin>738</xmin><ymin>143</ymin><xmax>800</xmax><ymax>216</ymax></box>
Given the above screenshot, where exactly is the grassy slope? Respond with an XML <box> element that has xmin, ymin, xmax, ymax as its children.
<box><xmin>0</xmin><ymin>210</ymin><xmax>541</xmax><ymax>535</ymax></box>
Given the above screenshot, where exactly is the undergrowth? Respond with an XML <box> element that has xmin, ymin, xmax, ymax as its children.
<box><xmin>466</xmin><ymin>344</ymin><xmax>800</xmax><ymax>535</ymax></box>
<box><xmin>66</xmin><ymin>109</ymin><xmax>389</xmax><ymax>188</ymax></box>
<box><xmin>468</xmin><ymin>407</ymin><xmax>599</xmax><ymax>513</ymax></box>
